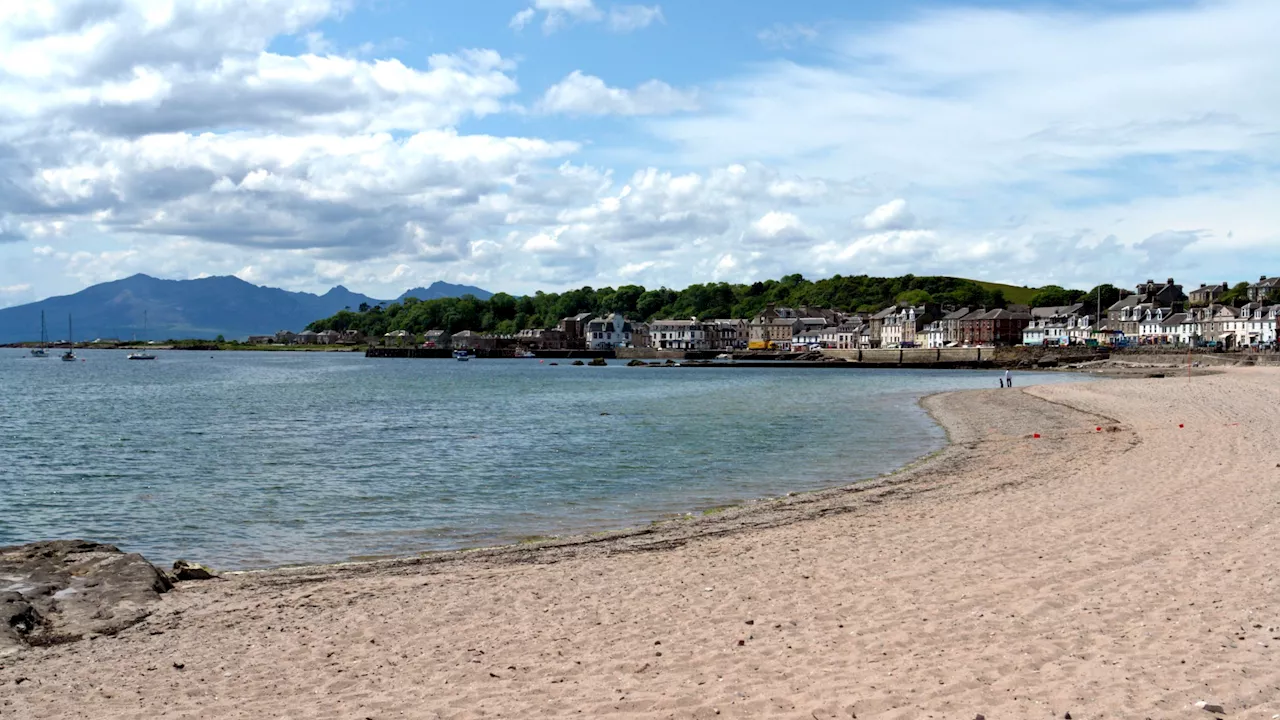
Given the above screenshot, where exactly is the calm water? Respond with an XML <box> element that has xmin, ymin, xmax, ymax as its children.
<box><xmin>0</xmin><ymin>350</ymin><xmax>1089</xmax><ymax>569</ymax></box>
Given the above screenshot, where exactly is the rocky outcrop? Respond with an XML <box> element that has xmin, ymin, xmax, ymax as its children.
<box><xmin>0</xmin><ymin>540</ymin><xmax>172</xmax><ymax>656</ymax></box>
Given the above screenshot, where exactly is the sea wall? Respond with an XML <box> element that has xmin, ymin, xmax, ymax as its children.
<box><xmin>1108</xmin><ymin>349</ymin><xmax>1280</xmax><ymax>367</ymax></box>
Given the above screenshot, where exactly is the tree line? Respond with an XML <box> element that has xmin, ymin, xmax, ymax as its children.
<box><xmin>307</xmin><ymin>274</ymin><xmax>1054</xmax><ymax>338</ymax></box>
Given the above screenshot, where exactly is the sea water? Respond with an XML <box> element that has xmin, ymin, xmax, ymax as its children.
<box><xmin>0</xmin><ymin>350</ymin><xmax>1089</xmax><ymax>569</ymax></box>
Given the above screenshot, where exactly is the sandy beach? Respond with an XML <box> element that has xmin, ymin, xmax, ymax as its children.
<box><xmin>3</xmin><ymin>368</ymin><xmax>1279</xmax><ymax>719</ymax></box>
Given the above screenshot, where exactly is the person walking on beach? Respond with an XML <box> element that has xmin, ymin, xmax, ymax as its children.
<box><xmin>1005</xmin><ymin>370</ymin><xmax>1013</xmax><ymax>388</ymax></box>
<box><xmin>999</xmin><ymin>377</ymin><xmax>1004</xmax><ymax>388</ymax></box>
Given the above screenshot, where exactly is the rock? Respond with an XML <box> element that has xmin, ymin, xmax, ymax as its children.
<box><xmin>0</xmin><ymin>540</ymin><xmax>172</xmax><ymax>653</ymax></box>
<box><xmin>172</xmin><ymin>560</ymin><xmax>219</xmax><ymax>581</ymax></box>
<box><xmin>1065</xmin><ymin>713</ymin><xmax>1072</xmax><ymax>719</ymax></box>
<box><xmin>571</xmin><ymin>360</ymin><xmax>585</xmax><ymax>366</ymax></box>
<box><xmin>1195</xmin><ymin>700</ymin><xmax>1226</xmax><ymax>714</ymax></box>
<box><xmin>587</xmin><ymin>357</ymin><xmax>608</xmax><ymax>366</ymax></box>
<box><xmin>626</xmin><ymin>359</ymin><xmax>646</xmax><ymax>367</ymax></box>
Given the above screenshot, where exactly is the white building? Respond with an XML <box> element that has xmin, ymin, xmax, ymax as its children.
<box><xmin>650</xmin><ymin>319</ymin><xmax>710</xmax><ymax>350</ymax></box>
<box><xmin>586</xmin><ymin>313</ymin><xmax>633</xmax><ymax>350</ymax></box>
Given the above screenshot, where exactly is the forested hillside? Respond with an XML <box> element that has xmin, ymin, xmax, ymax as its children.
<box><xmin>306</xmin><ymin>274</ymin><xmax>1038</xmax><ymax>338</ymax></box>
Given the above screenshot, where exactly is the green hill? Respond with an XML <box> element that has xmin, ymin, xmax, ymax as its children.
<box><xmin>968</xmin><ymin>280</ymin><xmax>1041</xmax><ymax>306</ymax></box>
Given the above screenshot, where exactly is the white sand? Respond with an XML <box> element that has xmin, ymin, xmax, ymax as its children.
<box><xmin>3</xmin><ymin>368</ymin><xmax>1279</xmax><ymax>719</ymax></box>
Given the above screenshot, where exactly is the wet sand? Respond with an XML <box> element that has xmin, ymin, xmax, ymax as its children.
<box><xmin>3</xmin><ymin>369</ymin><xmax>1278</xmax><ymax>719</ymax></box>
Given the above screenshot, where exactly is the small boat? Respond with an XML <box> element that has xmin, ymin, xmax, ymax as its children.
<box><xmin>127</xmin><ymin>310</ymin><xmax>157</xmax><ymax>360</ymax></box>
<box><xmin>61</xmin><ymin>314</ymin><xmax>77</xmax><ymax>362</ymax></box>
<box><xmin>453</xmin><ymin>349</ymin><xmax>472</xmax><ymax>361</ymax></box>
<box><xmin>31</xmin><ymin>311</ymin><xmax>49</xmax><ymax>357</ymax></box>
<box><xmin>514</xmin><ymin>350</ymin><xmax>537</xmax><ymax>359</ymax></box>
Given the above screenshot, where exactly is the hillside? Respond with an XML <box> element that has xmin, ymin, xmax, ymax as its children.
<box><xmin>0</xmin><ymin>275</ymin><xmax>491</xmax><ymax>343</ymax></box>
<box><xmin>307</xmin><ymin>273</ymin><xmax>1036</xmax><ymax>339</ymax></box>
<box><xmin>969</xmin><ymin>280</ymin><xmax>1041</xmax><ymax>306</ymax></box>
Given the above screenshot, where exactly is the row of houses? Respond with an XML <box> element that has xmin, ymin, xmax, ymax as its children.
<box><xmin>248</xmin><ymin>329</ymin><xmax>364</xmax><ymax>345</ymax></box>
<box><xmin>258</xmin><ymin>275</ymin><xmax>1278</xmax><ymax>352</ymax></box>
<box><xmin>1020</xmin><ymin>277</ymin><xmax>1280</xmax><ymax>348</ymax></box>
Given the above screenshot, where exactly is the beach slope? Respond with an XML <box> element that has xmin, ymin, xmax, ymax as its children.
<box><xmin>3</xmin><ymin>370</ymin><xmax>1278</xmax><ymax>718</ymax></box>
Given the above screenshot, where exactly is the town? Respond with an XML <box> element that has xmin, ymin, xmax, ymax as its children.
<box><xmin>272</xmin><ymin>275</ymin><xmax>1279</xmax><ymax>353</ymax></box>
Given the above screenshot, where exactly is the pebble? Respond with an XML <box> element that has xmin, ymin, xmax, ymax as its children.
<box><xmin>1195</xmin><ymin>700</ymin><xmax>1226</xmax><ymax>714</ymax></box>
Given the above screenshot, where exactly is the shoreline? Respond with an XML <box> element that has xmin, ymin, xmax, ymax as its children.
<box><xmin>206</xmin><ymin>372</ymin><xmax>1075</xmax><ymax>575</ymax></box>
<box><xmin>5</xmin><ymin>369</ymin><xmax>1278</xmax><ymax>718</ymax></box>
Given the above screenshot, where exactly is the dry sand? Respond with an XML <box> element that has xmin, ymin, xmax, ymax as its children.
<box><xmin>3</xmin><ymin>369</ymin><xmax>1279</xmax><ymax>719</ymax></box>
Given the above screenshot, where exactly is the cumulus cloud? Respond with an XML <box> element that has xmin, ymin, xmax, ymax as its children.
<box><xmin>861</xmin><ymin>199</ymin><xmax>915</xmax><ymax>231</ymax></box>
<box><xmin>757</xmin><ymin>23</ymin><xmax>820</xmax><ymax>50</ymax></box>
<box><xmin>4</xmin><ymin>0</ymin><xmax>1280</xmax><ymax>304</ymax></box>
<box><xmin>509</xmin><ymin>1</ymin><xmax>661</xmax><ymax>34</ymax></box>
<box><xmin>537</xmin><ymin>71</ymin><xmax>697</xmax><ymax>116</ymax></box>
<box><xmin>608</xmin><ymin>5</ymin><xmax>664</xmax><ymax>33</ymax></box>
<box><xmin>742</xmin><ymin>211</ymin><xmax>815</xmax><ymax>248</ymax></box>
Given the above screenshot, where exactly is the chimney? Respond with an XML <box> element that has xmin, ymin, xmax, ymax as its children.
<box><xmin>1166</xmin><ymin>278</ymin><xmax>1174</xmax><ymax>285</ymax></box>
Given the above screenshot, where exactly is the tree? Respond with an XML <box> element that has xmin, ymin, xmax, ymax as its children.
<box><xmin>1080</xmin><ymin>284</ymin><xmax>1124</xmax><ymax>312</ymax></box>
<box><xmin>1218</xmin><ymin>282</ymin><xmax>1251</xmax><ymax>306</ymax></box>
<box><xmin>896</xmin><ymin>289</ymin><xmax>933</xmax><ymax>306</ymax></box>
<box><xmin>1027</xmin><ymin>285</ymin><xmax>1085</xmax><ymax>308</ymax></box>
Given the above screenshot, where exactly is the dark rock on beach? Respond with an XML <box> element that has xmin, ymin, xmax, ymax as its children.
<box><xmin>0</xmin><ymin>540</ymin><xmax>172</xmax><ymax>656</ymax></box>
<box><xmin>172</xmin><ymin>560</ymin><xmax>219</xmax><ymax>581</ymax></box>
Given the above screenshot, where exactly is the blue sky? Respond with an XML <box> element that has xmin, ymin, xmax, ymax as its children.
<box><xmin>1</xmin><ymin>0</ymin><xmax>1277</xmax><ymax>305</ymax></box>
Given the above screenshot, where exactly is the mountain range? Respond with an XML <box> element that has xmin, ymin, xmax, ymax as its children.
<box><xmin>0</xmin><ymin>274</ymin><xmax>493</xmax><ymax>343</ymax></box>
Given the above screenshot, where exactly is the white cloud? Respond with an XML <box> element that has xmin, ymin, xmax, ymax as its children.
<box><xmin>5</xmin><ymin>0</ymin><xmax>1280</xmax><ymax>304</ymax></box>
<box><xmin>538</xmin><ymin>71</ymin><xmax>697</xmax><ymax>116</ymax></box>
<box><xmin>608</xmin><ymin>5</ymin><xmax>664</xmax><ymax>33</ymax></box>
<box><xmin>509</xmin><ymin>8</ymin><xmax>536</xmax><ymax>31</ymax></box>
<box><xmin>510</xmin><ymin>1</ymin><xmax>661</xmax><ymax>34</ymax></box>
<box><xmin>757</xmin><ymin>23</ymin><xmax>820</xmax><ymax>50</ymax></box>
<box><xmin>861</xmin><ymin>199</ymin><xmax>915</xmax><ymax>231</ymax></box>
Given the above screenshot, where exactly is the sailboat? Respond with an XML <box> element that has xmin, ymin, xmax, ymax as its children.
<box><xmin>30</xmin><ymin>311</ymin><xmax>49</xmax><ymax>357</ymax></box>
<box><xmin>127</xmin><ymin>310</ymin><xmax>156</xmax><ymax>360</ymax></box>
<box><xmin>61</xmin><ymin>315</ymin><xmax>77</xmax><ymax>361</ymax></box>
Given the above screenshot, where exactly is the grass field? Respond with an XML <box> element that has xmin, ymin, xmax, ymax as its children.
<box><xmin>967</xmin><ymin>279</ymin><xmax>1042</xmax><ymax>306</ymax></box>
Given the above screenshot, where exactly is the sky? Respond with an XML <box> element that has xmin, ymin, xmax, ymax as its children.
<box><xmin>1</xmin><ymin>0</ymin><xmax>1278</xmax><ymax>306</ymax></box>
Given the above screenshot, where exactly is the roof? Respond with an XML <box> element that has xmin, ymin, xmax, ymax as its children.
<box><xmin>942</xmin><ymin>307</ymin><xmax>971</xmax><ymax>320</ymax></box>
<box><xmin>1160</xmin><ymin>313</ymin><xmax>1187</xmax><ymax>327</ymax></box>
<box><xmin>978</xmin><ymin>309</ymin><xmax>1032</xmax><ymax>320</ymax></box>
<box><xmin>871</xmin><ymin>306</ymin><xmax>899</xmax><ymax>319</ymax></box>
<box><xmin>1030</xmin><ymin>303</ymin><xmax>1085</xmax><ymax>318</ymax></box>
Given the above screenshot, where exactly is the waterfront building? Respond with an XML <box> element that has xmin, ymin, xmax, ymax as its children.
<box><xmin>710</xmin><ymin>319</ymin><xmax>749</xmax><ymax>350</ymax></box>
<box><xmin>650</xmin><ymin>319</ymin><xmax>711</xmax><ymax>350</ymax></box>
<box><xmin>586</xmin><ymin>313</ymin><xmax>633</xmax><ymax>350</ymax></box>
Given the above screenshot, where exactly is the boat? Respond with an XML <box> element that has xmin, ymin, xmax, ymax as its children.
<box><xmin>514</xmin><ymin>350</ymin><xmax>537</xmax><ymax>359</ymax></box>
<box><xmin>453</xmin><ymin>349</ymin><xmax>471</xmax><ymax>361</ymax></box>
<box><xmin>61</xmin><ymin>315</ymin><xmax>77</xmax><ymax>362</ymax></box>
<box><xmin>127</xmin><ymin>310</ymin><xmax>157</xmax><ymax>360</ymax></box>
<box><xmin>30</xmin><ymin>311</ymin><xmax>49</xmax><ymax>357</ymax></box>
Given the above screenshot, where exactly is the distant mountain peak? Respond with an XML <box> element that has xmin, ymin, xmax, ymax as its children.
<box><xmin>0</xmin><ymin>274</ymin><xmax>494</xmax><ymax>342</ymax></box>
<box><xmin>397</xmin><ymin>281</ymin><xmax>493</xmax><ymax>302</ymax></box>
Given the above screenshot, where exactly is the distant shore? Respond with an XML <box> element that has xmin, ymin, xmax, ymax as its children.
<box><xmin>3</xmin><ymin>342</ymin><xmax>362</xmax><ymax>352</ymax></box>
<box><xmin>5</xmin><ymin>369</ymin><xmax>1278</xmax><ymax>718</ymax></box>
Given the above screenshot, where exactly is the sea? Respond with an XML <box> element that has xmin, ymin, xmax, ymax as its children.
<box><xmin>0</xmin><ymin>349</ymin><xmax>1091</xmax><ymax>569</ymax></box>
